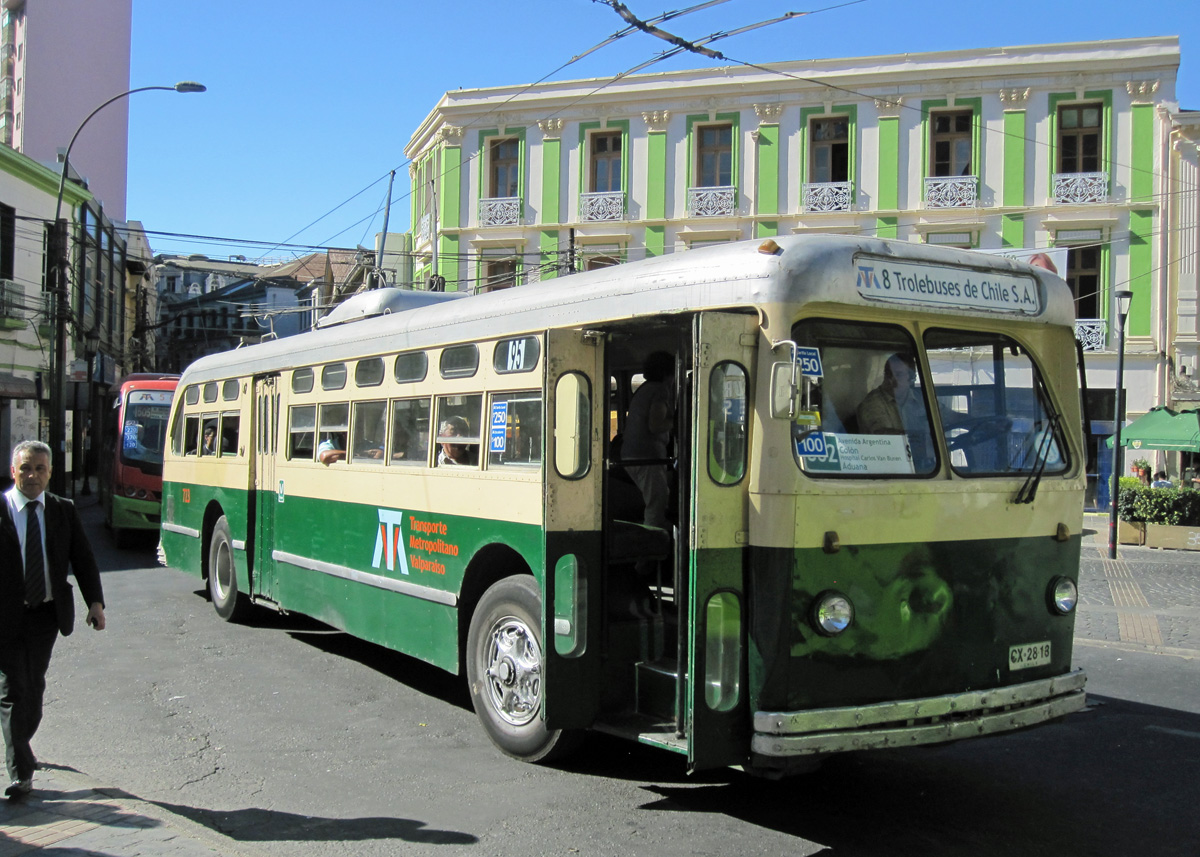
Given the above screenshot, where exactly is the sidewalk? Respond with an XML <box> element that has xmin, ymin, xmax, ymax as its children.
<box><xmin>0</xmin><ymin>765</ymin><xmax>243</xmax><ymax>857</ymax></box>
<box><xmin>1077</xmin><ymin>512</ymin><xmax>1200</xmax><ymax>655</ymax></box>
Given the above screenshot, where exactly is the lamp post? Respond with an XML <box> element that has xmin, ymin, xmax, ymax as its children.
<box><xmin>1107</xmin><ymin>288</ymin><xmax>1134</xmax><ymax>559</ymax></box>
<box><xmin>48</xmin><ymin>81</ymin><xmax>205</xmax><ymax>493</ymax></box>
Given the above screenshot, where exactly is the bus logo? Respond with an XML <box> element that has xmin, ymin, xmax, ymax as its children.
<box><xmin>856</xmin><ymin>265</ymin><xmax>879</xmax><ymax>291</ymax></box>
<box><xmin>373</xmin><ymin>509</ymin><xmax>411</xmax><ymax>576</ymax></box>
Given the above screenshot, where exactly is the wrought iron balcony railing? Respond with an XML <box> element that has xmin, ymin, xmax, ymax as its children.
<box><xmin>802</xmin><ymin>181</ymin><xmax>853</xmax><ymax>212</ymax></box>
<box><xmin>924</xmin><ymin>175</ymin><xmax>978</xmax><ymax>208</ymax></box>
<box><xmin>579</xmin><ymin>191</ymin><xmax>625</xmax><ymax>222</ymax></box>
<box><xmin>1074</xmin><ymin>318</ymin><xmax>1107</xmax><ymax>353</ymax></box>
<box><xmin>478</xmin><ymin>197</ymin><xmax>522</xmax><ymax>227</ymax></box>
<box><xmin>1053</xmin><ymin>172</ymin><xmax>1108</xmax><ymax>205</ymax></box>
<box><xmin>686</xmin><ymin>186</ymin><xmax>737</xmax><ymax>217</ymax></box>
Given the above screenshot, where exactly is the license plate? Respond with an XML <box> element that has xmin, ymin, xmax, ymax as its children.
<box><xmin>1009</xmin><ymin>641</ymin><xmax>1052</xmax><ymax>671</ymax></box>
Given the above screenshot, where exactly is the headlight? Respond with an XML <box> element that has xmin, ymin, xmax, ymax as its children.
<box><xmin>1050</xmin><ymin>577</ymin><xmax>1078</xmax><ymax>615</ymax></box>
<box><xmin>123</xmin><ymin>485</ymin><xmax>137</xmax><ymax>497</ymax></box>
<box><xmin>812</xmin><ymin>590</ymin><xmax>854</xmax><ymax>636</ymax></box>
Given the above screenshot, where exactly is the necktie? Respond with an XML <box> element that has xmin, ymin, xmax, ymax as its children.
<box><xmin>24</xmin><ymin>500</ymin><xmax>45</xmax><ymax>606</ymax></box>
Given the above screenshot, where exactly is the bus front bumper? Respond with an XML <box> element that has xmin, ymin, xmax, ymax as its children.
<box><xmin>751</xmin><ymin>670</ymin><xmax>1086</xmax><ymax>759</ymax></box>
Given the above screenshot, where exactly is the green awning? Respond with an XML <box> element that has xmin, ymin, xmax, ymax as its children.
<box><xmin>1106</xmin><ymin>406</ymin><xmax>1200</xmax><ymax>452</ymax></box>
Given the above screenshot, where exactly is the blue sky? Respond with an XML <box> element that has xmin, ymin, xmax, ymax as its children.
<box><xmin>128</xmin><ymin>0</ymin><xmax>1198</xmax><ymax>260</ymax></box>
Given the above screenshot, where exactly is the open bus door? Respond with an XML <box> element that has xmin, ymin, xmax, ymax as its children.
<box><xmin>687</xmin><ymin>311</ymin><xmax>757</xmax><ymax>771</ymax></box>
<box><xmin>252</xmin><ymin>374</ymin><xmax>280</xmax><ymax>603</ymax></box>
<box><xmin>542</xmin><ymin>328</ymin><xmax>606</xmax><ymax>731</ymax></box>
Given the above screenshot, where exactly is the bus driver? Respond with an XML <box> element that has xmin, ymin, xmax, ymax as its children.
<box><xmin>856</xmin><ymin>353</ymin><xmax>933</xmax><ymax>468</ymax></box>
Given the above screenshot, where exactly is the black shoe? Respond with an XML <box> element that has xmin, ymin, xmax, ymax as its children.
<box><xmin>5</xmin><ymin>777</ymin><xmax>32</xmax><ymax>799</ymax></box>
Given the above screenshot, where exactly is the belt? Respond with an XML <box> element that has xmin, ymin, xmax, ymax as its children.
<box><xmin>24</xmin><ymin>599</ymin><xmax>55</xmax><ymax>612</ymax></box>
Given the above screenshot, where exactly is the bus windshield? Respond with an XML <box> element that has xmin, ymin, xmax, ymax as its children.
<box><xmin>794</xmin><ymin>318</ymin><xmax>1067</xmax><ymax>478</ymax></box>
<box><xmin>121</xmin><ymin>396</ymin><xmax>172</xmax><ymax>470</ymax></box>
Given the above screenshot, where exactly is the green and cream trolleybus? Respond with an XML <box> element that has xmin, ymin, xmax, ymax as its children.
<box><xmin>160</xmin><ymin>234</ymin><xmax>1087</xmax><ymax>775</ymax></box>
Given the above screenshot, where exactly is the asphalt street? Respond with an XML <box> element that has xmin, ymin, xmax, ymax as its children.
<box><xmin>0</xmin><ymin>501</ymin><xmax>1197</xmax><ymax>856</ymax></box>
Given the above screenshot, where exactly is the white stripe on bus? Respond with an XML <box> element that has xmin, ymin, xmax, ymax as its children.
<box><xmin>162</xmin><ymin>522</ymin><xmax>201</xmax><ymax>539</ymax></box>
<box><xmin>272</xmin><ymin>550</ymin><xmax>458</xmax><ymax>607</ymax></box>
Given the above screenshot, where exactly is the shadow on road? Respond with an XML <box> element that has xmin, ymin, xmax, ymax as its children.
<box><xmin>627</xmin><ymin>694</ymin><xmax>1200</xmax><ymax>857</ymax></box>
<box><xmin>101</xmin><ymin>790</ymin><xmax>477</xmax><ymax>845</ymax></box>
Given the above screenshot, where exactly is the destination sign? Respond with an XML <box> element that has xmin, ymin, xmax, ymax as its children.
<box><xmin>854</xmin><ymin>256</ymin><xmax>1041</xmax><ymax>315</ymax></box>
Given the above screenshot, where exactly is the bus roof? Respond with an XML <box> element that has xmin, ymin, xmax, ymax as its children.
<box><xmin>177</xmin><ymin>235</ymin><xmax>1076</xmax><ymax>384</ymax></box>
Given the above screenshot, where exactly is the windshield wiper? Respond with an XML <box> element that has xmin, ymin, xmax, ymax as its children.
<box><xmin>1013</xmin><ymin>411</ymin><xmax>1061</xmax><ymax>504</ymax></box>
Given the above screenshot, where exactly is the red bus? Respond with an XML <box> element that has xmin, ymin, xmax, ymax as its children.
<box><xmin>99</xmin><ymin>373</ymin><xmax>179</xmax><ymax>546</ymax></box>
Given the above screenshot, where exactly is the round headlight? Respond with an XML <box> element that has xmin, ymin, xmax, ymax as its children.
<box><xmin>136</xmin><ymin>489</ymin><xmax>148</xmax><ymax>499</ymax></box>
<box><xmin>1050</xmin><ymin>577</ymin><xmax>1078</xmax><ymax>615</ymax></box>
<box><xmin>812</xmin><ymin>590</ymin><xmax>854</xmax><ymax>636</ymax></box>
<box><xmin>123</xmin><ymin>485</ymin><xmax>137</xmax><ymax>497</ymax></box>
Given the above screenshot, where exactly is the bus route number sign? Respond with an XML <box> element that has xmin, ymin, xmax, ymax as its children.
<box><xmin>794</xmin><ymin>430</ymin><xmax>828</xmax><ymax>458</ymax></box>
<box><xmin>489</xmin><ymin>401</ymin><xmax>509</xmax><ymax>453</ymax></box>
<box><xmin>796</xmin><ymin>347</ymin><xmax>823</xmax><ymax>378</ymax></box>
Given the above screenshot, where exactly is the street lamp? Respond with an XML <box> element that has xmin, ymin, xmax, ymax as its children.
<box><xmin>47</xmin><ymin>81</ymin><xmax>206</xmax><ymax>493</ymax></box>
<box><xmin>1107</xmin><ymin>288</ymin><xmax>1134</xmax><ymax>559</ymax></box>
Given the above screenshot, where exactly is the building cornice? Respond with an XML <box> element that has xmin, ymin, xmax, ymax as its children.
<box><xmin>0</xmin><ymin>145</ymin><xmax>92</xmax><ymax>209</ymax></box>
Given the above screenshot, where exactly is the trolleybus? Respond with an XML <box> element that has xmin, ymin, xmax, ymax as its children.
<box><xmin>159</xmin><ymin>235</ymin><xmax>1087</xmax><ymax>774</ymax></box>
<box><xmin>99</xmin><ymin>373</ymin><xmax>179</xmax><ymax>546</ymax></box>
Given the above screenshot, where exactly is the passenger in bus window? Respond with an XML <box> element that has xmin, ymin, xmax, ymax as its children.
<box><xmin>201</xmin><ymin>424</ymin><xmax>218</xmax><ymax>456</ymax></box>
<box><xmin>856</xmin><ymin>353</ymin><xmax>934</xmax><ymax>467</ymax></box>
<box><xmin>317</xmin><ymin>433</ymin><xmax>346</xmax><ymax>465</ymax></box>
<box><xmin>624</xmin><ymin>351</ymin><xmax>675</xmax><ymax>532</ymax></box>
<box><xmin>437</xmin><ymin>416</ymin><xmax>476</xmax><ymax>466</ymax></box>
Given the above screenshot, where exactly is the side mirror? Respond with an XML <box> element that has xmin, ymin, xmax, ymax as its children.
<box><xmin>770</xmin><ymin>361</ymin><xmax>798</xmax><ymax>419</ymax></box>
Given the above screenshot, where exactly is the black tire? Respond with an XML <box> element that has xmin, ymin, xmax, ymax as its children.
<box><xmin>208</xmin><ymin>516</ymin><xmax>250</xmax><ymax>622</ymax></box>
<box><xmin>466</xmin><ymin>576</ymin><xmax>578</xmax><ymax>762</ymax></box>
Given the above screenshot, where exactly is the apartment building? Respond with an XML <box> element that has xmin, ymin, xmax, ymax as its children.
<box><xmin>406</xmin><ymin>37</ymin><xmax>1188</xmax><ymax>485</ymax></box>
<box><xmin>1</xmin><ymin>0</ymin><xmax>133</xmax><ymax>221</ymax></box>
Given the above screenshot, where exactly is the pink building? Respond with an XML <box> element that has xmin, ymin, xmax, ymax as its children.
<box><xmin>1</xmin><ymin>0</ymin><xmax>132</xmax><ymax>221</ymax></box>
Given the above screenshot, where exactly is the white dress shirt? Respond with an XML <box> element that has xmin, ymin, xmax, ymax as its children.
<box><xmin>5</xmin><ymin>486</ymin><xmax>51</xmax><ymax>602</ymax></box>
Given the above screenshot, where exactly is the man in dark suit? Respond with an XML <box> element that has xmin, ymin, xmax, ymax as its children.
<box><xmin>1</xmin><ymin>440</ymin><xmax>105</xmax><ymax>800</ymax></box>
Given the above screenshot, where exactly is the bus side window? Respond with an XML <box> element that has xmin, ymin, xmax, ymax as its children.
<box><xmin>488</xmin><ymin>391</ymin><xmax>542</xmax><ymax>469</ymax></box>
<box><xmin>220</xmin><ymin>411</ymin><xmax>240</xmax><ymax>456</ymax></box>
<box><xmin>200</xmin><ymin>419</ymin><xmax>218</xmax><ymax>456</ymax></box>
<box><xmin>390</xmin><ymin>398</ymin><xmax>431</xmax><ymax>465</ymax></box>
<box><xmin>182</xmin><ymin>414</ymin><xmax>200</xmax><ymax>456</ymax></box>
<box><xmin>435</xmin><ymin>394</ymin><xmax>482</xmax><ymax>467</ymax></box>
<box><xmin>318</xmin><ymin>402</ymin><xmax>349</xmax><ymax>464</ymax></box>
<box><xmin>289</xmin><ymin>405</ymin><xmax>316</xmax><ymax>460</ymax></box>
<box><xmin>351</xmin><ymin>400</ymin><xmax>387</xmax><ymax>464</ymax></box>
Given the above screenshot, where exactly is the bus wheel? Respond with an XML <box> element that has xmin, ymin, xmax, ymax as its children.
<box><xmin>208</xmin><ymin>516</ymin><xmax>249</xmax><ymax>622</ymax></box>
<box><xmin>467</xmin><ymin>576</ymin><xmax>577</xmax><ymax>762</ymax></box>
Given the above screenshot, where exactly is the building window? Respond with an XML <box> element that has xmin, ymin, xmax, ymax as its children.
<box><xmin>1066</xmin><ymin>245</ymin><xmax>1100</xmax><ymax>319</ymax></box>
<box><xmin>586</xmin><ymin>255</ymin><xmax>618</xmax><ymax>271</ymax></box>
<box><xmin>489</xmin><ymin>138</ymin><xmax>520</xmax><ymax>198</ymax></box>
<box><xmin>810</xmin><ymin>117</ymin><xmax>849</xmax><ymax>184</ymax></box>
<box><xmin>696</xmin><ymin>124</ymin><xmax>732</xmax><ymax>187</ymax></box>
<box><xmin>1058</xmin><ymin>104</ymin><xmax>1102</xmax><ymax>174</ymax></box>
<box><xmin>590</xmin><ymin>131</ymin><xmax>621</xmax><ymax>193</ymax></box>
<box><xmin>481</xmin><ymin>259</ymin><xmax>517</xmax><ymax>293</ymax></box>
<box><xmin>930</xmin><ymin>110</ymin><xmax>972</xmax><ymax>177</ymax></box>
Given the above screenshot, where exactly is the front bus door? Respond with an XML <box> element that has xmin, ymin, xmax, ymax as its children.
<box><xmin>542</xmin><ymin>328</ymin><xmax>606</xmax><ymax>730</ymax></box>
<box><xmin>688</xmin><ymin>311</ymin><xmax>757</xmax><ymax>771</ymax></box>
<box><xmin>252</xmin><ymin>374</ymin><xmax>280</xmax><ymax>603</ymax></box>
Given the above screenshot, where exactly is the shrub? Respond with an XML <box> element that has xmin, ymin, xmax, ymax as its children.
<box><xmin>1120</xmin><ymin>484</ymin><xmax>1200</xmax><ymax>526</ymax></box>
